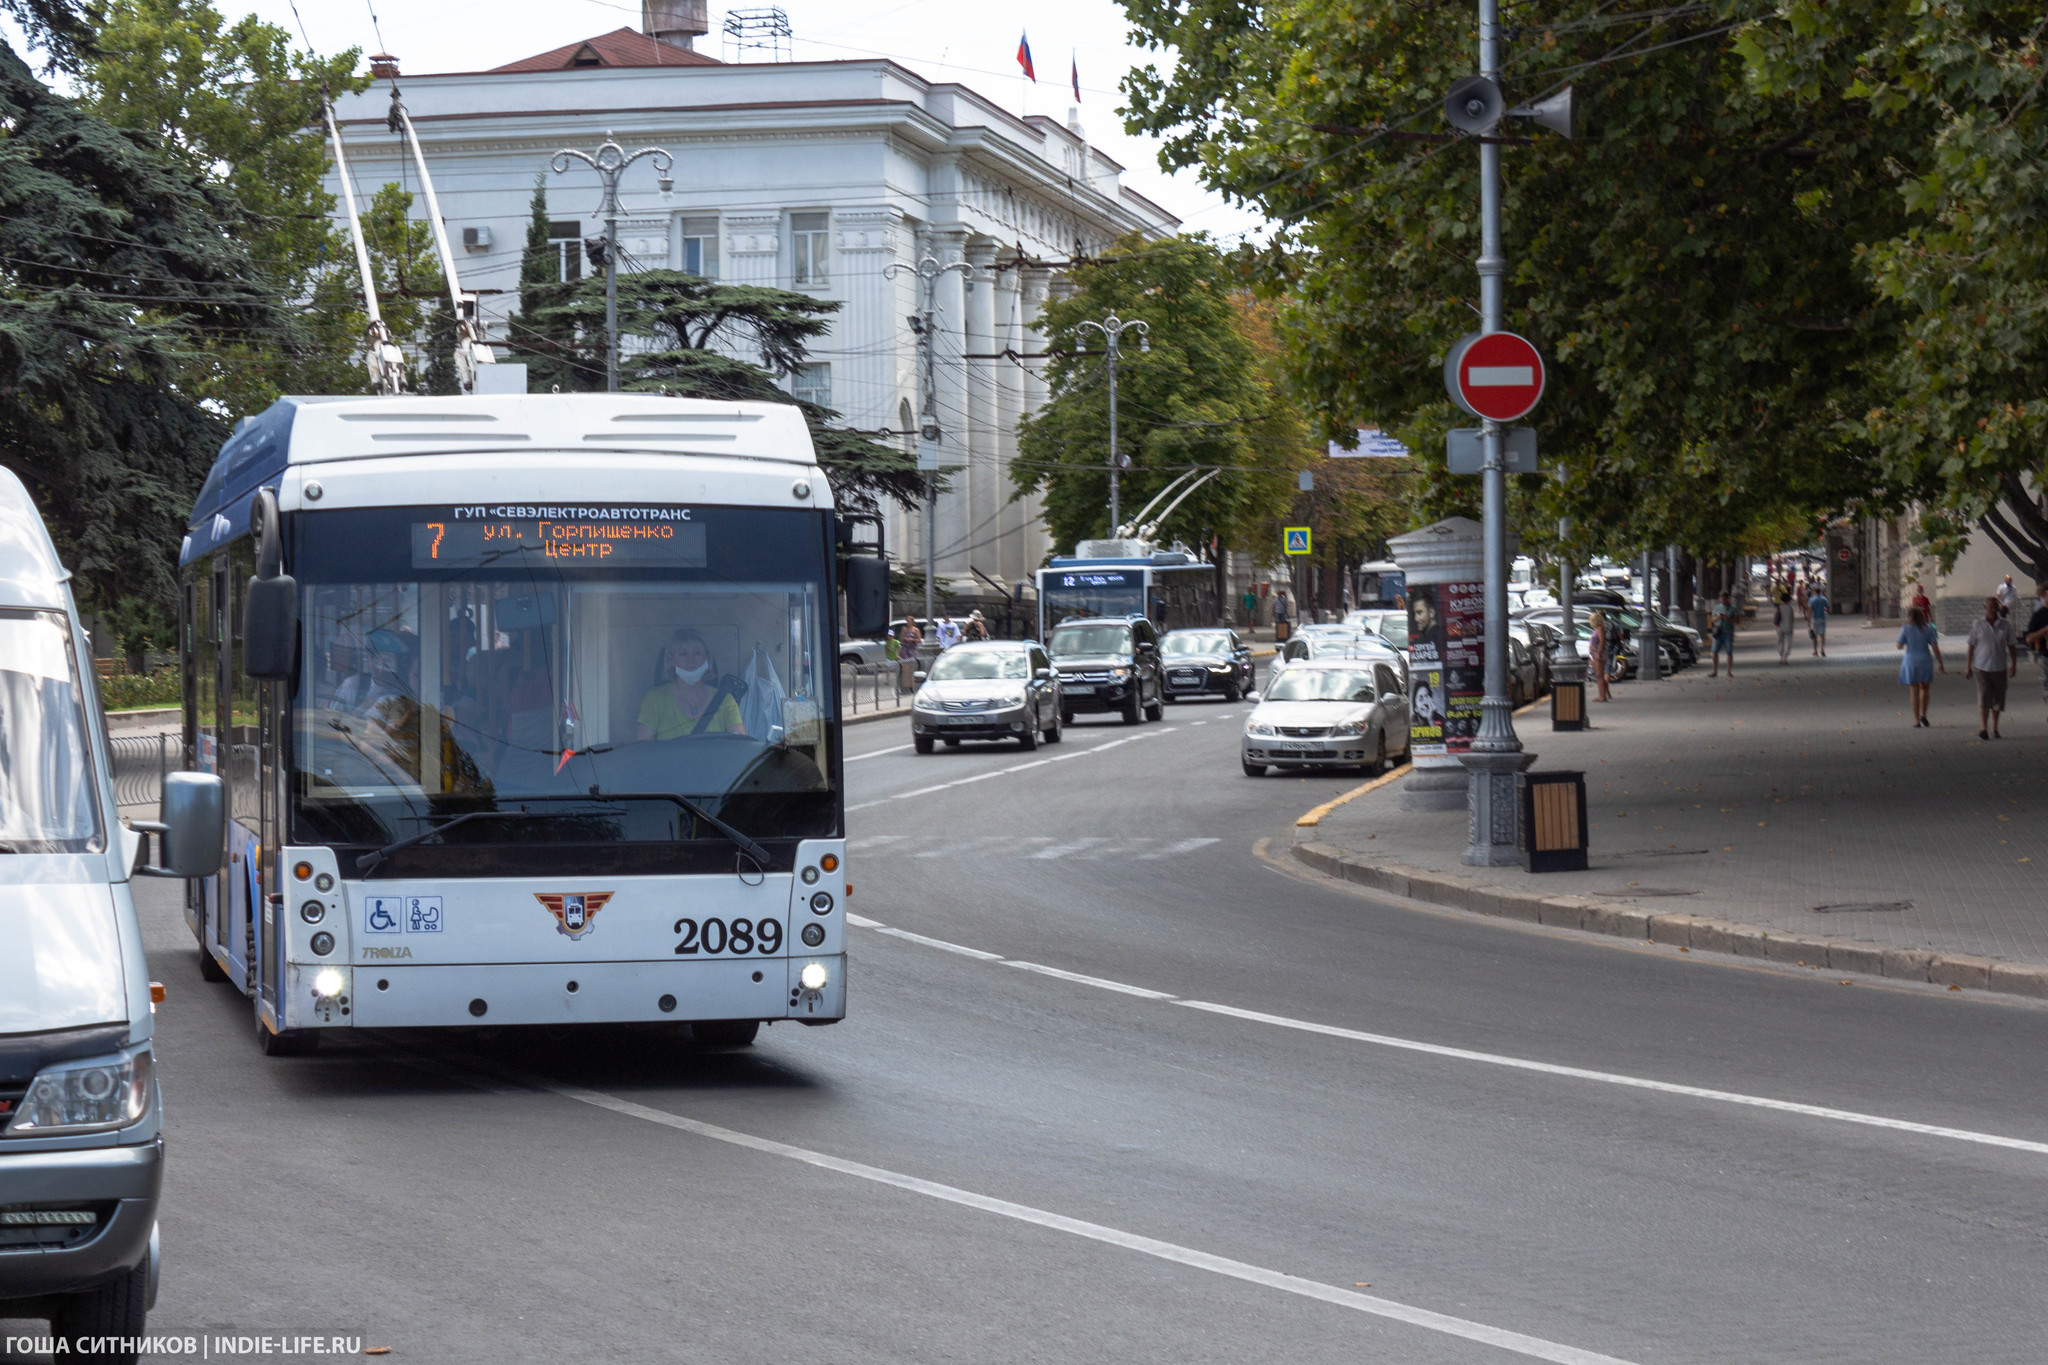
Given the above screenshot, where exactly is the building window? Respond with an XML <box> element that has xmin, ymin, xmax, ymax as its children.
<box><xmin>791</xmin><ymin>211</ymin><xmax>829</xmax><ymax>286</ymax></box>
<box><xmin>680</xmin><ymin>216</ymin><xmax>719</xmax><ymax>279</ymax></box>
<box><xmin>792</xmin><ymin>362</ymin><xmax>830</xmax><ymax>408</ymax></box>
<box><xmin>548</xmin><ymin>220</ymin><xmax>583</xmax><ymax>282</ymax></box>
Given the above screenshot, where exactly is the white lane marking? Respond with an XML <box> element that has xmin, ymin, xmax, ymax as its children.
<box><xmin>548</xmin><ymin>1084</ymin><xmax>1638</xmax><ymax>1365</ymax></box>
<box><xmin>1176</xmin><ymin>1001</ymin><xmax>2048</xmax><ymax>1158</ymax></box>
<box><xmin>893</xmin><ymin>782</ymin><xmax>955</xmax><ymax>800</ymax></box>
<box><xmin>845</xmin><ymin>913</ymin><xmax>885</xmax><ymax>928</ymax></box>
<box><xmin>848</xmin><ymin>927</ymin><xmax>2048</xmax><ymax>1158</ymax></box>
<box><xmin>1032</xmin><ymin>838</ymin><xmax>1109</xmax><ymax>859</ymax></box>
<box><xmin>1135</xmin><ymin>837</ymin><xmax>1221</xmax><ymax>860</ymax></box>
<box><xmin>1189</xmin><ymin>720</ymin><xmax>1208</xmax><ymax>726</ymax></box>
<box><xmin>852</xmin><ymin>835</ymin><xmax>909</xmax><ymax>848</ymax></box>
<box><xmin>1005</xmin><ymin>960</ymin><xmax>1176</xmax><ymax>1000</ymax></box>
<box><xmin>872</xmin><ymin>926</ymin><xmax>1005</xmax><ymax>960</ymax></box>
<box><xmin>846</xmin><ymin>743</ymin><xmax>913</xmax><ymax>762</ymax></box>
<box><xmin>916</xmin><ymin>835</ymin><xmax>1009</xmax><ymax>859</ymax></box>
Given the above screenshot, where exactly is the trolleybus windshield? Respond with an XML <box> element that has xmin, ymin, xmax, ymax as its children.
<box><xmin>287</xmin><ymin>504</ymin><xmax>835</xmax><ymax>873</ymax></box>
<box><xmin>1042</xmin><ymin>569</ymin><xmax>1143</xmax><ymax>624</ymax></box>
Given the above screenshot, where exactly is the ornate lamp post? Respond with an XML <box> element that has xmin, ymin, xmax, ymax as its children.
<box><xmin>551</xmin><ymin>134</ymin><xmax>674</xmax><ymax>392</ymax></box>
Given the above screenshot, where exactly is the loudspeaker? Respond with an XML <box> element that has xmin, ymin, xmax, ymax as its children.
<box><xmin>1509</xmin><ymin>85</ymin><xmax>1576</xmax><ymax>139</ymax></box>
<box><xmin>1444</xmin><ymin>76</ymin><xmax>1504</xmax><ymax>135</ymax></box>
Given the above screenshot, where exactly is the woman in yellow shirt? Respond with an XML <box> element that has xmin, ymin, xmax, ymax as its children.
<box><xmin>637</xmin><ymin>628</ymin><xmax>746</xmax><ymax>740</ymax></box>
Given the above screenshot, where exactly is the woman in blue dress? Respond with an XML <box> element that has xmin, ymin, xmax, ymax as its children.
<box><xmin>1896</xmin><ymin>606</ymin><xmax>1945</xmax><ymax>727</ymax></box>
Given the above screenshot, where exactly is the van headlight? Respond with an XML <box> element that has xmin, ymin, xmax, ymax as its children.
<box><xmin>4</xmin><ymin>1050</ymin><xmax>153</xmax><ymax>1137</ymax></box>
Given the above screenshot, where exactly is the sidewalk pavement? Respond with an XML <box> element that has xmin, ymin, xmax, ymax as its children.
<box><xmin>1296</xmin><ymin>623</ymin><xmax>2048</xmax><ymax>995</ymax></box>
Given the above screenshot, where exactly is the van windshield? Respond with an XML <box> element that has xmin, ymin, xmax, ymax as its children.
<box><xmin>0</xmin><ymin>611</ymin><xmax>102</xmax><ymax>853</ymax></box>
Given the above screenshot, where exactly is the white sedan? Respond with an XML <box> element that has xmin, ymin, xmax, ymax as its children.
<box><xmin>1242</xmin><ymin>659</ymin><xmax>1411</xmax><ymax>777</ymax></box>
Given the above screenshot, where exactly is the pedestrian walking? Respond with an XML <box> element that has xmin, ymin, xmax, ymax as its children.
<box><xmin>1996</xmin><ymin>574</ymin><xmax>2017</xmax><ymax>619</ymax></box>
<box><xmin>965</xmin><ymin>609</ymin><xmax>988</xmax><ymax>642</ymax></box>
<box><xmin>1709</xmin><ymin>590</ymin><xmax>1737</xmax><ymax>677</ymax></box>
<box><xmin>1909</xmin><ymin>581</ymin><xmax>1933</xmax><ymax>627</ymax></box>
<box><xmin>1773</xmin><ymin>585</ymin><xmax>1796</xmax><ymax>664</ymax></box>
<box><xmin>897</xmin><ymin>618</ymin><xmax>922</xmax><ymax>688</ymax></box>
<box><xmin>1965</xmin><ymin>595</ymin><xmax>2017</xmax><ymax>740</ymax></box>
<box><xmin>1808</xmin><ymin>588</ymin><xmax>1830</xmax><ymax>657</ymax></box>
<box><xmin>2024</xmin><ymin>582</ymin><xmax>2048</xmax><ymax>713</ymax></box>
<box><xmin>936</xmin><ymin>613</ymin><xmax>962</xmax><ymax>650</ymax></box>
<box><xmin>1589</xmin><ymin>609</ymin><xmax>1612</xmax><ymax>702</ymax></box>
<box><xmin>1896</xmin><ymin>607</ymin><xmax>1944</xmax><ymax>728</ymax></box>
<box><xmin>1795</xmin><ymin>579</ymin><xmax>1810</xmax><ymax>615</ymax></box>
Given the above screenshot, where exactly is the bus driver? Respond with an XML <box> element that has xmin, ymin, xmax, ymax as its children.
<box><xmin>637</xmin><ymin>627</ymin><xmax>746</xmax><ymax>740</ymax></box>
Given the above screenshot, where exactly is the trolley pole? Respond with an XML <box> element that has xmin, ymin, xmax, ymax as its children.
<box><xmin>551</xmin><ymin>134</ymin><xmax>673</xmax><ymax>393</ymax></box>
<box><xmin>886</xmin><ymin>252</ymin><xmax>972</xmax><ymax>624</ymax></box>
<box><xmin>1076</xmin><ymin>314</ymin><xmax>1149</xmax><ymax>536</ymax></box>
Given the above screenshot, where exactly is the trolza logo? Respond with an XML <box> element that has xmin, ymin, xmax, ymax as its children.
<box><xmin>536</xmin><ymin>892</ymin><xmax>614</xmax><ymax>941</ymax></box>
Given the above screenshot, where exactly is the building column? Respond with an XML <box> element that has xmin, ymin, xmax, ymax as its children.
<box><xmin>964</xmin><ymin>239</ymin><xmax>999</xmax><ymax>587</ymax></box>
<box><xmin>723</xmin><ymin>212</ymin><xmax>782</xmax><ymax>288</ymax></box>
<box><xmin>992</xmin><ymin>259</ymin><xmax>1026</xmax><ymax>587</ymax></box>
<box><xmin>1018</xmin><ymin>267</ymin><xmax>1053</xmax><ymax>573</ymax></box>
<box><xmin>931</xmin><ymin>226</ymin><xmax>971</xmax><ymax>583</ymax></box>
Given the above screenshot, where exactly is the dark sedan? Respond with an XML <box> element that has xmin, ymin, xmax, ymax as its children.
<box><xmin>1160</xmin><ymin>627</ymin><xmax>1254</xmax><ymax>701</ymax></box>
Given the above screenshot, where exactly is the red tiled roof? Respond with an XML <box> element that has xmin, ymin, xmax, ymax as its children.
<box><xmin>490</xmin><ymin>28</ymin><xmax>720</xmax><ymax>74</ymax></box>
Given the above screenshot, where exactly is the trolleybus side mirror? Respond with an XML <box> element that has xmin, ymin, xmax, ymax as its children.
<box><xmin>133</xmin><ymin>771</ymin><xmax>225</xmax><ymax>879</ymax></box>
<box><xmin>242</xmin><ymin>488</ymin><xmax>298</xmax><ymax>680</ymax></box>
<box><xmin>844</xmin><ymin>554</ymin><xmax>890</xmax><ymax>639</ymax></box>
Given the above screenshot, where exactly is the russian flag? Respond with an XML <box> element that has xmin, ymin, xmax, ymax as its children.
<box><xmin>1071</xmin><ymin>52</ymin><xmax>1080</xmax><ymax>103</ymax></box>
<box><xmin>1016</xmin><ymin>31</ymin><xmax>1035</xmax><ymax>82</ymax></box>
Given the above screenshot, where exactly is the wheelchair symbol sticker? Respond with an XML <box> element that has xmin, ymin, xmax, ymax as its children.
<box><xmin>364</xmin><ymin>897</ymin><xmax>404</xmax><ymax>934</ymax></box>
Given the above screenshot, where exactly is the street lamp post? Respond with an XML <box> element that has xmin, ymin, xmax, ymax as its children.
<box><xmin>551</xmin><ymin>134</ymin><xmax>674</xmax><ymax>393</ymax></box>
<box><xmin>884</xmin><ymin>252</ymin><xmax>973</xmax><ymax>625</ymax></box>
<box><xmin>1075</xmin><ymin>314</ymin><xmax>1148</xmax><ymax>536</ymax></box>
<box><xmin>1460</xmin><ymin>0</ymin><xmax>1534</xmax><ymax>866</ymax></box>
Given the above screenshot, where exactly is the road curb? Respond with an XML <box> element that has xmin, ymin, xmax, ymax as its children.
<box><xmin>1288</xmin><ymin>837</ymin><xmax>2048</xmax><ymax>999</ymax></box>
<box><xmin>844</xmin><ymin>704</ymin><xmax>911</xmax><ymax>728</ymax></box>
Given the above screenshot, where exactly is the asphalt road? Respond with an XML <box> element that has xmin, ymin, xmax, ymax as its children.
<box><xmin>11</xmin><ymin>688</ymin><xmax>2048</xmax><ymax>1363</ymax></box>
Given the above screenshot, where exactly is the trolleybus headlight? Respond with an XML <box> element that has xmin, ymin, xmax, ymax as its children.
<box><xmin>801</xmin><ymin>924</ymin><xmax>826</xmax><ymax>947</ymax></box>
<box><xmin>799</xmin><ymin>963</ymin><xmax>829</xmax><ymax>991</ymax></box>
<box><xmin>315</xmin><ymin>873</ymin><xmax>334</xmax><ymax>893</ymax></box>
<box><xmin>801</xmin><ymin>866</ymin><xmax>819</xmax><ymax>885</ymax></box>
<box><xmin>810</xmin><ymin>891</ymin><xmax>833</xmax><ymax>914</ymax></box>
<box><xmin>309</xmin><ymin>931</ymin><xmax>335</xmax><ymax>956</ymax></box>
<box><xmin>300</xmin><ymin>900</ymin><xmax>325</xmax><ymax>924</ymax></box>
<box><xmin>312</xmin><ymin>968</ymin><xmax>346</xmax><ymax>999</ymax></box>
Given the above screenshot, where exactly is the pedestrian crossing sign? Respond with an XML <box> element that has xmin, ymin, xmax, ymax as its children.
<box><xmin>1284</xmin><ymin>527</ymin><xmax>1312</xmax><ymax>556</ymax></box>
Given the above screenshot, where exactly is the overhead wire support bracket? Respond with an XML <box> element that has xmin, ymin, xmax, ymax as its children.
<box><xmin>324</xmin><ymin>98</ymin><xmax>405</xmax><ymax>395</ymax></box>
<box><xmin>388</xmin><ymin>88</ymin><xmax>497</xmax><ymax>393</ymax></box>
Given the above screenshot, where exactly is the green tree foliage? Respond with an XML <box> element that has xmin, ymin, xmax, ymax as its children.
<box><xmin>1118</xmin><ymin>1</ymin><xmax>1904</xmax><ymax>562</ymax></box>
<box><xmin>1741</xmin><ymin>3</ymin><xmax>2048</xmax><ymax>578</ymax></box>
<box><xmin>1013</xmin><ymin>233</ymin><xmax>1300</xmax><ymax>555</ymax></box>
<box><xmin>530</xmin><ymin>270</ymin><xmax>928</xmax><ymax>515</ymax></box>
<box><xmin>508</xmin><ymin>175</ymin><xmax>590</xmax><ymax>394</ymax></box>
<box><xmin>0</xmin><ymin>27</ymin><xmax>290</xmax><ymax>614</ymax></box>
<box><xmin>76</xmin><ymin>0</ymin><xmax>367</xmax><ymax>406</ymax></box>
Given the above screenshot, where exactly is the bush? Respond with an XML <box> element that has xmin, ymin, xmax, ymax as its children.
<box><xmin>100</xmin><ymin>669</ymin><xmax>181</xmax><ymax>711</ymax></box>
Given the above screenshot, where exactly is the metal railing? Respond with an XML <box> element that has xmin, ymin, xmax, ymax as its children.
<box><xmin>108</xmin><ymin>732</ymin><xmax>174</xmax><ymax>810</ymax></box>
<box><xmin>838</xmin><ymin>661</ymin><xmax>912</xmax><ymax>716</ymax></box>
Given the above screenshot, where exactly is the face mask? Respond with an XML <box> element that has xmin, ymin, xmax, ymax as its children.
<box><xmin>674</xmin><ymin>662</ymin><xmax>711</xmax><ymax>685</ymax></box>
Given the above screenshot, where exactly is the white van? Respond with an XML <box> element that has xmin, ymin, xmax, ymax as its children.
<box><xmin>0</xmin><ymin>468</ymin><xmax>223</xmax><ymax>1359</ymax></box>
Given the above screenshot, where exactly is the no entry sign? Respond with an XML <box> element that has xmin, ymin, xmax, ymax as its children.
<box><xmin>1444</xmin><ymin>331</ymin><xmax>1546</xmax><ymax>423</ymax></box>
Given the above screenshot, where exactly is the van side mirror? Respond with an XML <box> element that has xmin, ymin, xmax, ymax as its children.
<box><xmin>243</xmin><ymin>488</ymin><xmax>297</xmax><ymax>680</ymax></box>
<box><xmin>844</xmin><ymin>555</ymin><xmax>889</xmax><ymax>639</ymax></box>
<box><xmin>133</xmin><ymin>771</ymin><xmax>225</xmax><ymax>879</ymax></box>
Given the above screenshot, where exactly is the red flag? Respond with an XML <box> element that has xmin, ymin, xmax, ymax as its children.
<box><xmin>1016</xmin><ymin>32</ymin><xmax>1035</xmax><ymax>82</ymax></box>
<box><xmin>1071</xmin><ymin>52</ymin><xmax>1081</xmax><ymax>103</ymax></box>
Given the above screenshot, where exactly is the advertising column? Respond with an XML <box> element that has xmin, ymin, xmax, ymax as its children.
<box><xmin>1388</xmin><ymin>518</ymin><xmax>1490</xmax><ymax>811</ymax></box>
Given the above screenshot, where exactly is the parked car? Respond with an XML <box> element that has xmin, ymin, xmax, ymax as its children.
<box><xmin>0</xmin><ymin>468</ymin><xmax>223</xmax><ymax>1357</ymax></box>
<box><xmin>1047</xmin><ymin>616</ymin><xmax>1164</xmax><ymax>725</ymax></box>
<box><xmin>1159</xmin><ymin>627</ymin><xmax>1254</xmax><ymax>701</ymax></box>
<box><xmin>839</xmin><ymin>638</ymin><xmax>892</xmax><ymax>667</ymax></box>
<box><xmin>911</xmin><ymin>641</ymin><xmax>1061</xmax><ymax>752</ymax></box>
<box><xmin>1271</xmin><ymin>631</ymin><xmax>1407</xmax><ymax>679</ymax></box>
<box><xmin>1242</xmin><ymin>658</ymin><xmax>1411</xmax><ymax>776</ymax></box>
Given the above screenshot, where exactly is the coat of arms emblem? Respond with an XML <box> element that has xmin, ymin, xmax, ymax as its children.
<box><xmin>535</xmin><ymin>891</ymin><xmax>614</xmax><ymax>941</ymax></box>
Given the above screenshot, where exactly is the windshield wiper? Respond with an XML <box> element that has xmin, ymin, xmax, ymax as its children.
<box><xmin>354</xmin><ymin>807</ymin><xmax>605</xmax><ymax>875</ymax></box>
<box><xmin>591</xmin><ymin>790</ymin><xmax>774</xmax><ymax>870</ymax></box>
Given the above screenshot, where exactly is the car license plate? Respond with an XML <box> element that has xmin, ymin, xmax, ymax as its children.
<box><xmin>1171</xmin><ymin>670</ymin><xmax>1201</xmax><ymax>684</ymax></box>
<box><xmin>1273</xmin><ymin>744</ymin><xmax>1314</xmax><ymax>755</ymax></box>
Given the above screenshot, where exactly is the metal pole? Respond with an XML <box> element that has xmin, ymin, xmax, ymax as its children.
<box><xmin>552</xmin><ymin>137</ymin><xmax>672</xmax><ymax>398</ymax></box>
<box><xmin>1462</xmin><ymin>0</ymin><xmax>1529</xmax><ymax>866</ymax></box>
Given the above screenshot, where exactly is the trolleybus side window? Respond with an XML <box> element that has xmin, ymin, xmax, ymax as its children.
<box><xmin>191</xmin><ymin>554</ymin><xmax>219</xmax><ymax>778</ymax></box>
<box><xmin>226</xmin><ymin>538</ymin><xmax>260</xmax><ymax>828</ymax></box>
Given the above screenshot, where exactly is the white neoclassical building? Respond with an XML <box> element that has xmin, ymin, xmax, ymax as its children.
<box><xmin>326</xmin><ymin>8</ymin><xmax>1179</xmax><ymax>590</ymax></box>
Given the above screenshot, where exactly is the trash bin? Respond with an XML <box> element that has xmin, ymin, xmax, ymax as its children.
<box><xmin>1518</xmin><ymin>770</ymin><xmax>1587</xmax><ymax>873</ymax></box>
<box><xmin>1551</xmin><ymin>679</ymin><xmax>1585</xmax><ymax>731</ymax></box>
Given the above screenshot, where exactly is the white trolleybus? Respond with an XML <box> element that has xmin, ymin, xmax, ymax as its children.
<box><xmin>176</xmin><ymin>393</ymin><xmax>889</xmax><ymax>1054</ymax></box>
<box><xmin>1035</xmin><ymin>543</ymin><xmax>1222</xmax><ymax>638</ymax></box>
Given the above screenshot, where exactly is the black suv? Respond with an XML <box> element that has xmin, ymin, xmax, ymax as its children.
<box><xmin>1159</xmin><ymin>627</ymin><xmax>1254</xmax><ymax>701</ymax></box>
<box><xmin>1048</xmin><ymin>616</ymin><xmax>1164</xmax><ymax>725</ymax></box>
